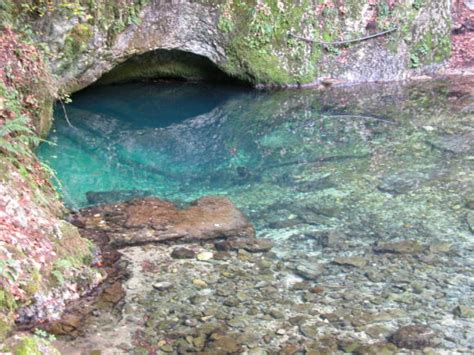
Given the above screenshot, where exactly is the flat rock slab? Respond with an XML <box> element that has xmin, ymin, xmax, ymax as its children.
<box><xmin>74</xmin><ymin>196</ymin><xmax>255</xmax><ymax>247</ymax></box>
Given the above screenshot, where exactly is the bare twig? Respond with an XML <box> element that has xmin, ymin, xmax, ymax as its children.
<box><xmin>289</xmin><ymin>27</ymin><xmax>398</xmax><ymax>47</ymax></box>
<box><xmin>59</xmin><ymin>98</ymin><xmax>73</xmax><ymax>128</ymax></box>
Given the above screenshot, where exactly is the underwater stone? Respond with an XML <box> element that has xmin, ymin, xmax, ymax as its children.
<box><xmin>294</xmin><ymin>259</ymin><xmax>325</xmax><ymax>280</ymax></box>
<box><xmin>453</xmin><ymin>305</ymin><xmax>474</xmax><ymax>318</ymax></box>
<box><xmin>373</xmin><ymin>240</ymin><xmax>423</xmax><ymax>254</ymax></box>
<box><xmin>85</xmin><ymin>189</ymin><xmax>152</xmax><ymax>205</ymax></box>
<box><xmin>427</xmin><ymin>132</ymin><xmax>474</xmax><ymax>155</ymax></box>
<box><xmin>333</xmin><ymin>256</ymin><xmax>367</xmax><ymax>268</ymax></box>
<box><xmin>389</xmin><ymin>325</ymin><xmax>440</xmax><ymax>349</ymax></box>
<box><xmin>214</xmin><ymin>238</ymin><xmax>273</xmax><ymax>253</ymax></box>
<box><xmin>196</xmin><ymin>252</ymin><xmax>213</xmax><ymax>261</ymax></box>
<box><xmin>171</xmin><ymin>247</ymin><xmax>196</xmax><ymax>259</ymax></box>
<box><xmin>75</xmin><ymin>196</ymin><xmax>255</xmax><ymax>246</ymax></box>
<box><xmin>466</xmin><ymin>211</ymin><xmax>474</xmax><ymax>233</ymax></box>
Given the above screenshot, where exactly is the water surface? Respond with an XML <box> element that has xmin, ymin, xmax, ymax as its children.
<box><xmin>38</xmin><ymin>79</ymin><xmax>474</xmax><ymax>352</ymax></box>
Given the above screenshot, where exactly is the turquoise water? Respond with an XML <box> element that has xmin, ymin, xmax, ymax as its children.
<box><xmin>39</xmin><ymin>79</ymin><xmax>474</xmax><ymax>351</ymax></box>
<box><xmin>38</xmin><ymin>80</ymin><xmax>473</xmax><ymax>229</ymax></box>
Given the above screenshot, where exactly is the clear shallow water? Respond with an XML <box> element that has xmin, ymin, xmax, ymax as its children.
<box><xmin>38</xmin><ymin>79</ymin><xmax>474</xmax><ymax>352</ymax></box>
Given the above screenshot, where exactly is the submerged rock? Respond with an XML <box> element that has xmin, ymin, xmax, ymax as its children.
<box><xmin>427</xmin><ymin>132</ymin><xmax>474</xmax><ymax>154</ymax></box>
<box><xmin>453</xmin><ymin>305</ymin><xmax>474</xmax><ymax>318</ymax></box>
<box><xmin>85</xmin><ymin>189</ymin><xmax>152</xmax><ymax>205</ymax></box>
<box><xmin>75</xmin><ymin>196</ymin><xmax>255</xmax><ymax>246</ymax></box>
<box><xmin>214</xmin><ymin>238</ymin><xmax>273</xmax><ymax>253</ymax></box>
<box><xmin>171</xmin><ymin>247</ymin><xmax>196</xmax><ymax>259</ymax></box>
<box><xmin>333</xmin><ymin>256</ymin><xmax>367</xmax><ymax>268</ymax></box>
<box><xmin>294</xmin><ymin>259</ymin><xmax>325</xmax><ymax>280</ymax></box>
<box><xmin>389</xmin><ymin>325</ymin><xmax>440</xmax><ymax>349</ymax></box>
<box><xmin>373</xmin><ymin>240</ymin><xmax>423</xmax><ymax>254</ymax></box>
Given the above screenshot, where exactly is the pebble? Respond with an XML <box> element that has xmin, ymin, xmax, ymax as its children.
<box><xmin>196</xmin><ymin>251</ymin><xmax>214</xmax><ymax>261</ymax></box>
<box><xmin>171</xmin><ymin>247</ymin><xmax>196</xmax><ymax>259</ymax></box>
<box><xmin>192</xmin><ymin>279</ymin><xmax>208</xmax><ymax>288</ymax></box>
<box><xmin>333</xmin><ymin>256</ymin><xmax>367</xmax><ymax>268</ymax></box>
<box><xmin>152</xmin><ymin>281</ymin><xmax>173</xmax><ymax>291</ymax></box>
<box><xmin>453</xmin><ymin>305</ymin><xmax>474</xmax><ymax>318</ymax></box>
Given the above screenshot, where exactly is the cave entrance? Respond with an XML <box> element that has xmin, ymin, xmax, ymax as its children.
<box><xmin>67</xmin><ymin>49</ymin><xmax>252</xmax><ymax>128</ymax></box>
<box><xmin>95</xmin><ymin>49</ymin><xmax>245</xmax><ymax>85</ymax></box>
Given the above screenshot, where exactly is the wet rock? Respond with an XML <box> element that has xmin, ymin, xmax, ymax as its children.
<box><xmin>389</xmin><ymin>325</ymin><xmax>440</xmax><ymax>349</ymax></box>
<box><xmin>196</xmin><ymin>251</ymin><xmax>214</xmax><ymax>261</ymax></box>
<box><xmin>377</xmin><ymin>170</ymin><xmax>439</xmax><ymax>194</ymax></box>
<box><xmin>320</xmin><ymin>230</ymin><xmax>346</xmax><ymax>248</ymax></box>
<box><xmin>453</xmin><ymin>305</ymin><xmax>474</xmax><ymax>318</ymax></box>
<box><xmin>353</xmin><ymin>342</ymin><xmax>398</xmax><ymax>354</ymax></box>
<box><xmin>205</xmin><ymin>335</ymin><xmax>242</xmax><ymax>353</ymax></box>
<box><xmin>465</xmin><ymin>197</ymin><xmax>474</xmax><ymax>210</ymax></box>
<box><xmin>294</xmin><ymin>259</ymin><xmax>325</xmax><ymax>280</ymax></box>
<box><xmin>294</xmin><ymin>173</ymin><xmax>334</xmax><ymax>192</ymax></box>
<box><xmin>309</xmin><ymin>286</ymin><xmax>325</xmax><ymax>294</ymax></box>
<box><xmin>299</xmin><ymin>324</ymin><xmax>318</xmax><ymax>339</ymax></box>
<box><xmin>365</xmin><ymin>270</ymin><xmax>383</xmax><ymax>282</ymax></box>
<box><xmin>269</xmin><ymin>309</ymin><xmax>285</xmax><ymax>319</ymax></box>
<box><xmin>171</xmin><ymin>247</ymin><xmax>196</xmax><ymax>259</ymax></box>
<box><xmin>466</xmin><ymin>211</ymin><xmax>474</xmax><ymax>232</ymax></box>
<box><xmin>77</xmin><ymin>196</ymin><xmax>255</xmax><ymax>246</ymax></box>
<box><xmin>333</xmin><ymin>256</ymin><xmax>367</xmax><ymax>268</ymax></box>
<box><xmin>373</xmin><ymin>240</ymin><xmax>423</xmax><ymax>254</ymax></box>
<box><xmin>427</xmin><ymin>132</ymin><xmax>474</xmax><ymax>154</ymax></box>
<box><xmin>214</xmin><ymin>238</ymin><xmax>273</xmax><ymax>253</ymax></box>
<box><xmin>276</xmin><ymin>328</ymin><xmax>286</xmax><ymax>335</ymax></box>
<box><xmin>85</xmin><ymin>189</ymin><xmax>152</xmax><ymax>205</ymax></box>
<box><xmin>192</xmin><ymin>279</ymin><xmax>208</xmax><ymax>288</ymax></box>
<box><xmin>152</xmin><ymin>281</ymin><xmax>173</xmax><ymax>291</ymax></box>
<box><xmin>99</xmin><ymin>281</ymin><xmax>124</xmax><ymax>304</ymax></box>
<box><xmin>56</xmin><ymin>313</ymin><xmax>82</xmax><ymax>332</ymax></box>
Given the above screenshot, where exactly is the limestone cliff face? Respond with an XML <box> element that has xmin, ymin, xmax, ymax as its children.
<box><xmin>20</xmin><ymin>0</ymin><xmax>453</xmax><ymax>92</ymax></box>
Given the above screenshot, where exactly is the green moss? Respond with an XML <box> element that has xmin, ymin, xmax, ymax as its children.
<box><xmin>0</xmin><ymin>315</ymin><xmax>13</xmax><ymax>342</ymax></box>
<box><xmin>410</xmin><ymin>27</ymin><xmax>451</xmax><ymax>68</ymax></box>
<box><xmin>217</xmin><ymin>0</ymin><xmax>321</xmax><ymax>85</ymax></box>
<box><xmin>14</xmin><ymin>337</ymin><xmax>41</xmax><ymax>355</ymax></box>
<box><xmin>0</xmin><ymin>289</ymin><xmax>17</xmax><ymax>312</ymax></box>
<box><xmin>23</xmin><ymin>267</ymin><xmax>42</xmax><ymax>297</ymax></box>
<box><xmin>63</xmin><ymin>22</ymin><xmax>93</xmax><ymax>61</ymax></box>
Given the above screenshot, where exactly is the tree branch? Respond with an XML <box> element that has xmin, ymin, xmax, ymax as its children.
<box><xmin>288</xmin><ymin>27</ymin><xmax>398</xmax><ymax>47</ymax></box>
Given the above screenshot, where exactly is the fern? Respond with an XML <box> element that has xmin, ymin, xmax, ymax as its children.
<box><xmin>0</xmin><ymin>115</ymin><xmax>43</xmax><ymax>159</ymax></box>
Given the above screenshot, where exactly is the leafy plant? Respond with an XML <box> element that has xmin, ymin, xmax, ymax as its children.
<box><xmin>33</xmin><ymin>328</ymin><xmax>56</xmax><ymax>342</ymax></box>
<box><xmin>0</xmin><ymin>115</ymin><xmax>42</xmax><ymax>160</ymax></box>
<box><xmin>412</xmin><ymin>0</ymin><xmax>424</xmax><ymax>10</ymax></box>
<box><xmin>378</xmin><ymin>1</ymin><xmax>390</xmax><ymax>17</ymax></box>
<box><xmin>0</xmin><ymin>259</ymin><xmax>21</xmax><ymax>284</ymax></box>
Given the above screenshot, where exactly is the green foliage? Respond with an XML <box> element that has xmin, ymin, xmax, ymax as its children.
<box><xmin>410</xmin><ymin>52</ymin><xmax>421</xmax><ymax>68</ymax></box>
<box><xmin>0</xmin><ymin>259</ymin><xmax>21</xmax><ymax>284</ymax></box>
<box><xmin>0</xmin><ymin>116</ymin><xmax>42</xmax><ymax>160</ymax></box>
<box><xmin>378</xmin><ymin>1</ymin><xmax>390</xmax><ymax>17</ymax></box>
<box><xmin>0</xmin><ymin>289</ymin><xmax>17</xmax><ymax>311</ymax></box>
<box><xmin>13</xmin><ymin>336</ymin><xmax>42</xmax><ymax>355</ymax></box>
<box><xmin>218</xmin><ymin>15</ymin><xmax>234</xmax><ymax>33</ymax></box>
<box><xmin>33</xmin><ymin>328</ymin><xmax>56</xmax><ymax>342</ymax></box>
<box><xmin>412</xmin><ymin>0</ymin><xmax>424</xmax><ymax>10</ymax></box>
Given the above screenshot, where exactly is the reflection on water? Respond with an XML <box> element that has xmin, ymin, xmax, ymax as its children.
<box><xmin>38</xmin><ymin>79</ymin><xmax>474</xmax><ymax>352</ymax></box>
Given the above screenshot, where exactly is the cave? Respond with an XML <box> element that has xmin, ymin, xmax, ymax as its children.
<box><xmin>95</xmin><ymin>48</ymin><xmax>246</xmax><ymax>85</ymax></box>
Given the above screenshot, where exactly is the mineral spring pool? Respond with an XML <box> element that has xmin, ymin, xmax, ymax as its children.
<box><xmin>37</xmin><ymin>79</ymin><xmax>474</xmax><ymax>352</ymax></box>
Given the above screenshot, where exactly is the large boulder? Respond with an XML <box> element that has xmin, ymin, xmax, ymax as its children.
<box><xmin>73</xmin><ymin>196</ymin><xmax>255</xmax><ymax>247</ymax></box>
